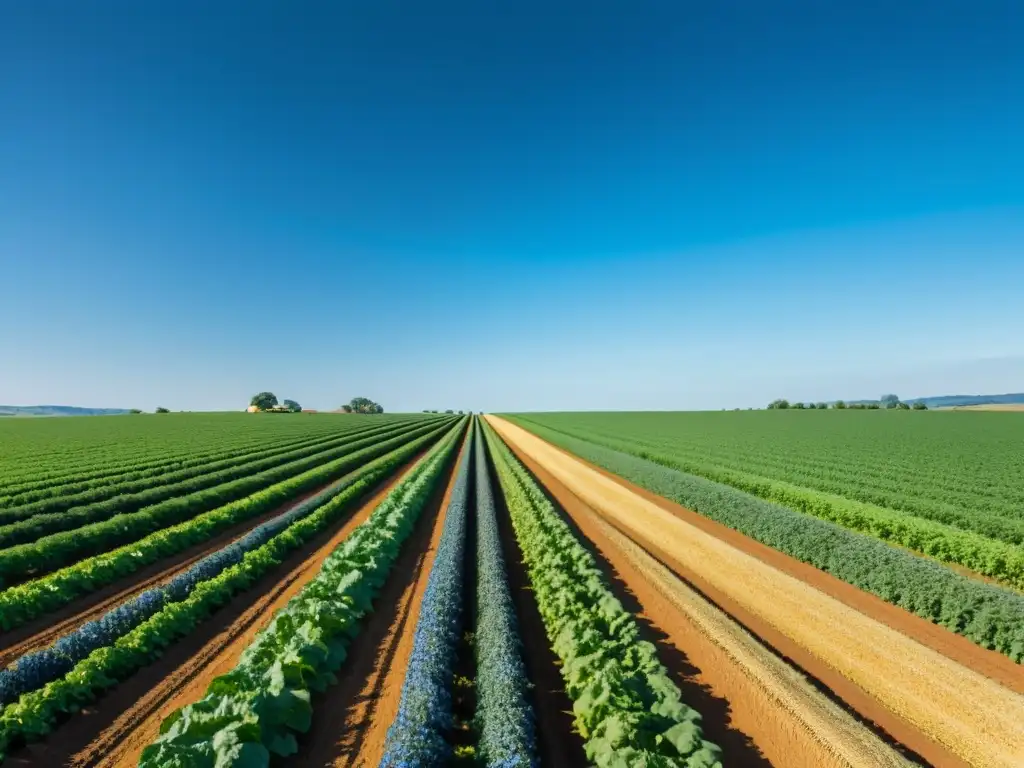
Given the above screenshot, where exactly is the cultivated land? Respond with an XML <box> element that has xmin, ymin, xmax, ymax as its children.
<box><xmin>0</xmin><ymin>410</ymin><xmax>1020</xmax><ymax>766</ymax></box>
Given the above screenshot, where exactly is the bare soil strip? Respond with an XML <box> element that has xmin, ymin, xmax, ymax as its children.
<box><xmin>5</xmin><ymin>448</ymin><xmax>436</xmax><ymax>768</ymax></box>
<box><xmin>292</xmin><ymin>430</ymin><xmax>469</xmax><ymax>768</ymax></box>
<box><xmin>488</xmin><ymin>416</ymin><xmax>1024</xmax><ymax>768</ymax></box>
<box><xmin>0</xmin><ymin>483</ymin><xmax>331</xmax><ymax>668</ymax></box>
<box><xmin>484</xmin><ymin>446</ymin><xmax>589</xmax><ymax>767</ymax></box>
<box><xmin>505</xmin><ymin>433</ymin><xmax>916</xmax><ymax>768</ymax></box>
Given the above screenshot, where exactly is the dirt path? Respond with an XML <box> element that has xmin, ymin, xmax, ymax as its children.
<box><xmin>292</xmin><ymin>430</ymin><xmax>469</xmax><ymax>768</ymax></box>
<box><xmin>506</xmin><ymin>438</ymin><xmax>914</xmax><ymax>767</ymax></box>
<box><xmin>487</xmin><ymin>416</ymin><xmax>1024</xmax><ymax>768</ymax></box>
<box><xmin>5</xmin><ymin>447</ymin><xmax>436</xmax><ymax>768</ymax></box>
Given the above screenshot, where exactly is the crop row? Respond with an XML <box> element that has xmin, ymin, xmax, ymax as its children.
<box><xmin>0</xmin><ymin>412</ymin><xmax>402</xmax><ymax>489</ymax></box>
<box><xmin>0</xmin><ymin>420</ymin><xmax>422</xmax><ymax>550</ymax></box>
<box><xmin>0</xmin><ymin>419</ymin><xmax>454</xmax><ymax>631</ymax></box>
<box><xmin>0</xmin><ymin>418</ymin><xmax>401</xmax><ymax>515</ymax></box>
<box><xmin>0</xmin><ymin>420</ymin><xmax>442</xmax><ymax>587</ymax></box>
<box><xmin>0</xmin><ymin>421</ymin><xmax>379</xmax><ymax>509</ymax></box>
<box><xmin>482</xmin><ymin>421</ymin><xmax>723</xmax><ymax>766</ymax></box>
<box><xmin>134</xmin><ymin>418</ymin><xmax>466</xmax><ymax>765</ymax></box>
<box><xmin>514</xmin><ymin>418</ymin><xmax>1024</xmax><ymax>587</ymax></box>
<box><xmin>583</xmin><ymin>427</ymin><xmax>1024</xmax><ymax>534</ymax></box>
<box><xmin>0</xmin><ymin>420</ymin><xmax>465</xmax><ymax>760</ymax></box>
<box><xmin>0</xmin><ymin>424</ymin><xmax>437</xmax><ymax>706</ymax></box>
<box><xmin>513</xmin><ymin>411</ymin><xmax>1024</xmax><ymax>514</ymax></box>
<box><xmin>512</xmin><ymin>419</ymin><xmax>1024</xmax><ymax>663</ymax></box>
<box><xmin>471</xmin><ymin>425</ymin><xmax>537</xmax><ymax>766</ymax></box>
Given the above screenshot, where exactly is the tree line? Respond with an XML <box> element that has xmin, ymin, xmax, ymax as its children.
<box><xmin>767</xmin><ymin>394</ymin><xmax>927</xmax><ymax>410</ymax></box>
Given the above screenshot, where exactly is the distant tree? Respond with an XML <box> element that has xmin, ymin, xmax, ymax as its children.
<box><xmin>912</xmin><ymin>401</ymin><xmax>928</xmax><ymax>410</ymax></box>
<box><xmin>129</xmin><ymin>408</ymin><xmax>143</xmax><ymax>414</ymax></box>
<box><xmin>458</xmin><ymin>410</ymin><xmax>464</xmax><ymax>414</ymax></box>
<box><xmin>155</xmin><ymin>407</ymin><xmax>170</xmax><ymax>414</ymax></box>
<box><xmin>445</xmin><ymin>409</ymin><xmax>454</xmax><ymax>414</ymax></box>
<box><xmin>768</xmin><ymin>399</ymin><xmax>790</xmax><ymax>409</ymax></box>
<box><xmin>422</xmin><ymin>409</ymin><xmax>430</xmax><ymax>413</ymax></box>
<box><xmin>897</xmin><ymin>401</ymin><xmax>911</xmax><ymax>410</ymax></box>
<box><xmin>867</xmin><ymin>402</ymin><xmax>881</xmax><ymax>410</ymax></box>
<box><xmin>250</xmin><ymin>392</ymin><xmax>278</xmax><ymax>411</ymax></box>
<box><xmin>833</xmin><ymin>400</ymin><xmax>846</xmax><ymax>409</ymax></box>
<box><xmin>792</xmin><ymin>402</ymin><xmax>806</xmax><ymax>409</ymax></box>
<box><xmin>283</xmin><ymin>399</ymin><xmax>301</xmax><ymax>413</ymax></box>
<box><xmin>340</xmin><ymin>404</ymin><xmax>353</xmax><ymax>413</ymax></box>
<box><xmin>815</xmin><ymin>402</ymin><xmax>828</xmax><ymax>409</ymax></box>
<box><xmin>880</xmin><ymin>394</ymin><xmax>900</xmax><ymax>409</ymax></box>
<box><xmin>348</xmin><ymin>397</ymin><xmax>383</xmax><ymax>414</ymax></box>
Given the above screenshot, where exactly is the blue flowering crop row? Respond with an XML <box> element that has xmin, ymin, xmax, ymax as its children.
<box><xmin>378</xmin><ymin>423</ymin><xmax>474</xmax><ymax>766</ymax></box>
<box><xmin>472</xmin><ymin>425</ymin><xmax>538</xmax><ymax>767</ymax></box>
<box><xmin>0</xmin><ymin>443</ymin><xmax>400</xmax><ymax>707</ymax></box>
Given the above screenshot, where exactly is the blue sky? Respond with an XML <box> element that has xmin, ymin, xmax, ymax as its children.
<box><xmin>2</xmin><ymin>1</ymin><xmax>1022</xmax><ymax>412</ymax></box>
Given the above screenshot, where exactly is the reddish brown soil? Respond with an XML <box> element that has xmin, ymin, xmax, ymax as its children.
<box><xmin>0</xmin><ymin>484</ymin><xmax>329</xmax><ymax>668</ymax></box>
<box><xmin>485</xmin><ymin>447</ymin><xmax>590</xmax><ymax>767</ymax></box>
<box><xmin>543</xmin><ymin>439</ymin><xmax>1024</xmax><ymax>696</ymax></box>
<box><xmin>291</xmin><ymin>431</ymin><xmax>469</xmax><ymax>768</ymax></box>
<box><xmin>5</xmin><ymin>448</ymin><xmax>435</xmax><ymax>768</ymax></box>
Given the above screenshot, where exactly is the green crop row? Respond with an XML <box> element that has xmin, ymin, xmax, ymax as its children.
<box><xmin>0</xmin><ymin>419</ymin><xmax>396</xmax><ymax>514</ymax></box>
<box><xmin>0</xmin><ymin>419</ymin><xmax>415</xmax><ymax>533</ymax></box>
<box><xmin>508</xmin><ymin>411</ymin><xmax>1024</xmax><ymax>521</ymax></box>
<box><xmin>0</xmin><ymin>420</ymin><xmax>454</xmax><ymax>631</ymax></box>
<box><xmin>0</xmin><ymin>413</ymin><xmax>436</xmax><ymax>491</ymax></box>
<box><xmin>512</xmin><ymin>417</ymin><xmax>1024</xmax><ymax>588</ymax></box>
<box><xmin>0</xmin><ymin>420</ymin><xmax>444</xmax><ymax>586</ymax></box>
<box><xmin>135</xmin><ymin>420</ymin><xmax>466</xmax><ymax>765</ymax></box>
<box><xmin>482</xmin><ymin>422</ymin><xmax>723</xmax><ymax>767</ymax></box>
<box><xmin>508</xmin><ymin>419</ymin><xmax>1024</xmax><ymax>663</ymax></box>
<box><xmin>0</xmin><ymin>420</ymin><xmax>466</xmax><ymax>761</ymax></box>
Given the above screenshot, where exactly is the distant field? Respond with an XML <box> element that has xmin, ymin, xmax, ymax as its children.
<box><xmin>938</xmin><ymin>403</ymin><xmax>1024</xmax><ymax>411</ymax></box>
<box><xmin>508</xmin><ymin>410</ymin><xmax>1024</xmax><ymax>589</ymax></box>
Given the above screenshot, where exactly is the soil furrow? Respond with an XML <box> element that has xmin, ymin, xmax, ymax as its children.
<box><xmin>488</xmin><ymin>415</ymin><xmax>1024</xmax><ymax>768</ymax></box>
<box><xmin>4</xmin><ymin>447</ymin><xmax>435</xmax><ymax>768</ymax></box>
<box><xmin>291</xmin><ymin>430</ymin><xmax>469</xmax><ymax>768</ymax></box>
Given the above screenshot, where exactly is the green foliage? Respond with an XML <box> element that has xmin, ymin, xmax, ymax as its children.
<box><xmin>0</xmin><ymin>420</ymin><xmax>455</xmax><ymax>630</ymax></box>
<box><xmin>833</xmin><ymin>401</ymin><xmax>846</xmax><ymax>409</ymax></box>
<box><xmin>0</xmin><ymin>423</ymin><xmax>465</xmax><ymax>760</ymax></box>
<box><xmin>912</xmin><ymin>402</ymin><xmax>928</xmax><ymax>410</ymax></box>
<box><xmin>282</xmin><ymin>400</ymin><xmax>301</xmax><ymax>413</ymax></box>
<box><xmin>135</xmin><ymin>423</ymin><xmax>465</xmax><ymax>764</ymax></box>
<box><xmin>881</xmin><ymin>394</ymin><xmax>900</xmax><ymax>408</ymax></box>
<box><xmin>155</xmin><ymin>407</ymin><xmax>170</xmax><ymax>414</ymax></box>
<box><xmin>348</xmin><ymin>397</ymin><xmax>383</xmax><ymax>414</ymax></box>
<box><xmin>508</xmin><ymin>413</ymin><xmax>1024</xmax><ymax>586</ymax></box>
<box><xmin>483</xmin><ymin>423</ymin><xmax>722</xmax><ymax>767</ymax></box>
<box><xmin>506</xmin><ymin>415</ymin><xmax>1024</xmax><ymax>662</ymax></box>
<box><xmin>250</xmin><ymin>392</ymin><xmax>278</xmax><ymax>411</ymax></box>
<box><xmin>767</xmin><ymin>399</ymin><xmax>789</xmax><ymax>409</ymax></box>
<box><xmin>129</xmin><ymin>409</ymin><xmax>143</xmax><ymax>415</ymax></box>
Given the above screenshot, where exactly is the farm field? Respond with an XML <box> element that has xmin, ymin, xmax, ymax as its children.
<box><xmin>0</xmin><ymin>411</ymin><xmax>1021</xmax><ymax>767</ymax></box>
